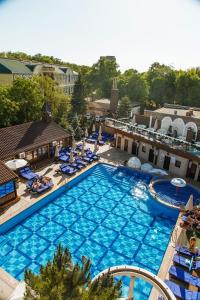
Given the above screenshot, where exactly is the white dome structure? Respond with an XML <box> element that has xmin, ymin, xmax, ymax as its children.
<box><xmin>161</xmin><ymin>116</ymin><xmax>172</xmax><ymax>131</ymax></box>
<box><xmin>149</xmin><ymin>168</ymin><xmax>168</xmax><ymax>175</ymax></box>
<box><xmin>172</xmin><ymin>118</ymin><xmax>185</xmax><ymax>136</ymax></box>
<box><xmin>141</xmin><ymin>163</ymin><xmax>153</xmax><ymax>172</ymax></box>
<box><xmin>127</xmin><ymin>157</ymin><xmax>141</xmax><ymax>169</ymax></box>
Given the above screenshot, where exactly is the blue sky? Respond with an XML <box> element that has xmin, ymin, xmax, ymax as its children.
<box><xmin>0</xmin><ymin>0</ymin><xmax>199</xmax><ymax>71</ymax></box>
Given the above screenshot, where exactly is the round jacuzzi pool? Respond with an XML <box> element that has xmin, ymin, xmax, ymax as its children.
<box><xmin>152</xmin><ymin>180</ymin><xmax>200</xmax><ymax>208</ymax></box>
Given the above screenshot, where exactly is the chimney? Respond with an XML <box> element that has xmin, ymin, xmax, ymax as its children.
<box><xmin>110</xmin><ymin>78</ymin><xmax>119</xmax><ymax>115</ymax></box>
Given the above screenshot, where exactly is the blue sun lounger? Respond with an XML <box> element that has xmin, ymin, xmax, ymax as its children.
<box><xmin>75</xmin><ymin>158</ymin><xmax>88</xmax><ymax>166</ymax></box>
<box><xmin>82</xmin><ymin>156</ymin><xmax>93</xmax><ymax>163</ymax></box>
<box><xmin>69</xmin><ymin>162</ymin><xmax>84</xmax><ymax>170</ymax></box>
<box><xmin>169</xmin><ymin>265</ymin><xmax>200</xmax><ymax>288</ymax></box>
<box><xmin>59</xmin><ymin>164</ymin><xmax>76</xmax><ymax>175</ymax></box>
<box><xmin>165</xmin><ymin>279</ymin><xmax>200</xmax><ymax>300</ymax></box>
<box><xmin>176</xmin><ymin>246</ymin><xmax>200</xmax><ymax>257</ymax></box>
<box><xmin>59</xmin><ymin>153</ymin><xmax>69</xmax><ymax>162</ymax></box>
<box><xmin>173</xmin><ymin>254</ymin><xmax>200</xmax><ymax>270</ymax></box>
<box><xmin>19</xmin><ymin>167</ymin><xmax>38</xmax><ymax>180</ymax></box>
<box><xmin>27</xmin><ymin>178</ymin><xmax>53</xmax><ymax>194</ymax></box>
<box><xmin>87</xmin><ymin>153</ymin><xmax>99</xmax><ymax>160</ymax></box>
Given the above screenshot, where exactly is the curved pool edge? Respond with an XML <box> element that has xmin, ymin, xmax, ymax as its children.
<box><xmin>149</xmin><ymin>178</ymin><xmax>200</xmax><ymax>210</ymax></box>
<box><xmin>149</xmin><ymin>180</ymin><xmax>181</xmax><ymax>210</ymax></box>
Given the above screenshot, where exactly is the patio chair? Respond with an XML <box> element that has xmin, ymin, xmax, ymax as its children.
<box><xmin>87</xmin><ymin>153</ymin><xmax>100</xmax><ymax>160</ymax></box>
<box><xmin>59</xmin><ymin>164</ymin><xmax>77</xmax><ymax>175</ymax></box>
<box><xmin>59</xmin><ymin>153</ymin><xmax>69</xmax><ymax>162</ymax></box>
<box><xmin>86</xmin><ymin>138</ymin><xmax>96</xmax><ymax>144</ymax></box>
<box><xmin>69</xmin><ymin>162</ymin><xmax>84</xmax><ymax>170</ymax></box>
<box><xmin>176</xmin><ymin>246</ymin><xmax>200</xmax><ymax>258</ymax></box>
<box><xmin>82</xmin><ymin>156</ymin><xmax>93</xmax><ymax>163</ymax></box>
<box><xmin>165</xmin><ymin>279</ymin><xmax>200</xmax><ymax>300</ymax></box>
<box><xmin>75</xmin><ymin>158</ymin><xmax>88</xmax><ymax>166</ymax></box>
<box><xmin>173</xmin><ymin>254</ymin><xmax>200</xmax><ymax>270</ymax></box>
<box><xmin>169</xmin><ymin>265</ymin><xmax>200</xmax><ymax>288</ymax></box>
<box><xmin>19</xmin><ymin>166</ymin><xmax>38</xmax><ymax>180</ymax></box>
<box><xmin>98</xmin><ymin>140</ymin><xmax>105</xmax><ymax>146</ymax></box>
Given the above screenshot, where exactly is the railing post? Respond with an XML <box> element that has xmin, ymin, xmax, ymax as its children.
<box><xmin>128</xmin><ymin>276</ymin><xmax>135</xmax><ymax>300</ymax></box>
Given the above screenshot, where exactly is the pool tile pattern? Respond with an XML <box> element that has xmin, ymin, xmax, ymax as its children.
<box><xmin>0</xmin><ymin>164</ymin><xmax>177</xmax><ymax>299</ymax></box>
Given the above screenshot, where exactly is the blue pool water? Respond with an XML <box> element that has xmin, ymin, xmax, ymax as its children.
<box><xmin>154</xmin><ymin>180</ymin><xmax>200</xmax><ymax>207</ymax></box>
<box><xmin>0</xmin><ymin>164</ymin><xmax>178</xmax><ymax>299</ymax></box>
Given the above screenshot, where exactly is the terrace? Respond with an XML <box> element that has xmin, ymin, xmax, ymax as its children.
<box><xmin>105</xmin><ymin>118</ymin><xmax>200</xmax><ymax>159</ymax></box>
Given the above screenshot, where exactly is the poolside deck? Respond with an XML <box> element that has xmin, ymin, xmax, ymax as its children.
<box><xmin>0</xmin><ymin>143</ymin><xmax>134</xmax><ymax>225</ymax></box>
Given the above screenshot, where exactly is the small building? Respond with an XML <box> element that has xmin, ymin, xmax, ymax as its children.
<box><xmin>0</xmin><ymin>119</ymin><xmax>71</xmax><ymax>163</ymax></box>
<box><xmin>144</xmin><ymin>104</ymin><xmax>200</xmax><ymax>142</ymax></box>
<box><xmin>0</xmin><ymin>161</ymin><xmax>18</xmax><ymax>211</ymax></box>
<box><xmin>26</xmin><ymin>63</ymin><xmax>78</xmax><ymax>96</ymax></box>
<box><xmin>88</xmin><ymin>98</ymin><xmax>111</xmax><ymax>116</ymax></box>
<box><xmin>0</xmin><ymin>58</ymin><xmax>32</xmax><ymax>86</ymax></box>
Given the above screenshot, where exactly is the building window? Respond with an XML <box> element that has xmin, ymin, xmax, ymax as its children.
<box><xmin>142</xmin><ymin>145</ymin><xmax>146</xmax><ymax>153</ymax></box>
<box><xmin>175</xmin><ymin>160</ymin><xmax>181</xmax><ymax>168</ymax></box>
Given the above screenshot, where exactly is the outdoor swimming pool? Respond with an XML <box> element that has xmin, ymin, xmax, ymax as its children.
<box><xmin>153</xmin><ymin>180</ymin><xmax>200</xmax><ymax>207</ymax></box>
<box><xmin>0</xmin><ymin>163</ymin><xmax>178</xmax><ymax>299</ymax></box>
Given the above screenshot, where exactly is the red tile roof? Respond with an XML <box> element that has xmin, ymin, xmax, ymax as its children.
<box><xmin>0</xmin><ymin>121</ymin><xmax>70</xmax><ymax>160</ymax></box>
<box><xmin>0</xmin><ymin>161</ymin><xmax>18</xmax><ymax>185</ymax></box>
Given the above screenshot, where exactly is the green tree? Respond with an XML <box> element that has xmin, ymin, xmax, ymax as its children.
<box><xmin>147</xmin><ymin>62</ymin><xmax>176</xmax><ymax>106</ymax></box>
<box><xmin>175</xmin><ymin>69</ymin><xmax>200</xmax><ymax>106</ymax></box>
<box><xmin>0</xmin><ymin>86</ymin><xmax>19</xmax><ymax>127</ymax></box>
<box><xmin>117</xmin><ymin>96</ymin><xmax>132</xmax><ymax>118</ymax></box>
<box><xmin>34</xmin><ymin>76</ymin><xmax>71</xmax><ymax>128</ymax></box>
<box><xmin>87</xmin><ymin>57</ymin><xmax>120</xmax><ymax>98</ymax></box>
<box><xmin>9</xmin><ymin>77</ymin><xmax>43</xmax><ymax>123</ymax></box>
<box><xmin>71</xmin><ymin>75</ymin><xmax>86</xmax><ymax>115</ymax></box>
<box><xmin>119</xmin><ymin>70</ymin><xmax>148</xmax><ymax>103</ymax></box>
<box><xmin>24</xmin><ymin>245</ymin><xmax>121</xmax><ymax>300</ymax></box>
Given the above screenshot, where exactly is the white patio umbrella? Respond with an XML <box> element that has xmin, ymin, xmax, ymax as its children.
<box><xmin>149</xmin><ymin>115</ymin><xmax>153</xmax><ymax>129</ymax></box>
<box><xmin>85</xmin><ymin>128</ymin><xmax>88</xmax><ymax>138</ymax></box>
<box><xmin>5</xmin><ymin>159</ymin><xmax>28</xmax><ymax>170</ymax></box>
<box><xmin>54</xmin><ymin>145</ymin><xmax>60</xmax><ymax>158</ymax></box>
<box><xmin>154</xmin><ymin>119</ymin><xmax>158</xmax><ymax>130</ymax></box>
<box><xmin>98</xmin><ymin>125</ymin><xmax>102</xmax><ymax>140</ymax></box>
<box><xmin>171</xmin><ymin>178</ymin><xmax>186</xmax><ymax>194</ymax></box>
<box><xmin>127</xmin><ymin>157</ymin><xmax>141</xmax><ymax>169</ymax></box>
<box><xmin>132</xmin><ymin>114</ymin><xmax>136</xmax><ymax>125</ymax></box>
<box><xmin>141</xmin><ymin>163</ymin><xmax>153</xmax><ymax>172</ymax></box>
<box><xmin>82</xmin><ymin>139</ymin><xmax>86</xmax><ymax>148</ymax></box>
<box><xmin>81</xmin><ymin>141</ymin><xmax>85</xmax><ymax>156</ymax></box>
<box><xmin>92</xmin><ymin>124</ymin><xmax>96</xmax><ymax>132</ymax></box>
<box><xmin>69</xmin><ymin>151</ymin><xmax>74</xmax><ymax>163</ymax></box>
<box><xmin>185</xmin><ymin>194</ymin><xmax>193</xmax><ymax>211</ymax></box>
<box><xmin>72</xmin><ymin>138</ymin><xmax>76</xmax><ymax>149</ymax></box>
<box><xmin>94</xmin><ymin>140</ymin><xmax>98</xmax><ymax>153</ymax></box>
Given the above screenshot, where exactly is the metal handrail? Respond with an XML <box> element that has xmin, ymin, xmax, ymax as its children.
<box><xmin>92</xmin><ymin>265</ymin><xmax>176</xmax><ymax>300</ymax></box>
<box><xmin>105</xmin><ymin>118</ymin><xmax>200</xmax><ymax>154</ymax></box>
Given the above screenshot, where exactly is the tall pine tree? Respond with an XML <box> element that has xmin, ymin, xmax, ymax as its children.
<box><xmin>71</xmin><ymin>75</ymin><xmax>86</xmax><ymax>115</ymax></box>
<box><xmin>24</xmin><ymin>245</ymin><xmax>122</xmax><ymax>300</ymax></box>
